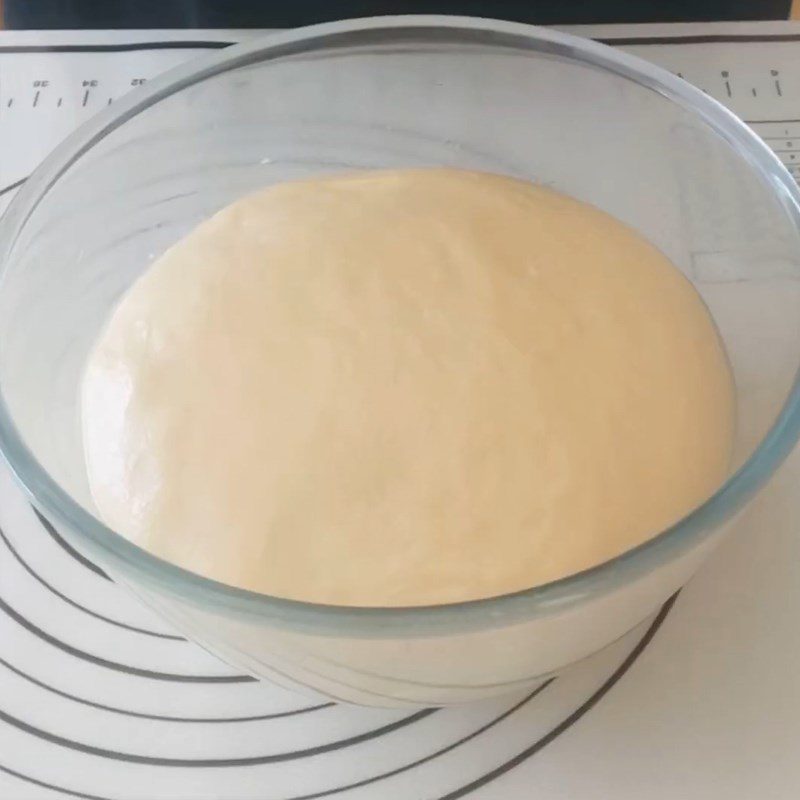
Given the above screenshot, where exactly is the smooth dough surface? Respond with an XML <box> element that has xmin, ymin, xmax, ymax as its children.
<box><xmin>82</xmin><ymin>168</ymin><xmax>735</xmax><ymax>606</ymax></box>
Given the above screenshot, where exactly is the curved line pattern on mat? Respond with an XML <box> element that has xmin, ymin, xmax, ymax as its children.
<box><xmin>285</xmin><ymin>678</ymin><xmax>556</xmax><ymax>800</ymax></box>
<box><xmin>0</xmin><ymin>177</ymin><xmax>26</xmax><ymax>197</ymax></box>
<box><xmin>0</xmin><ymin>593</ymin><xmax>253</xmax><ymax>683</ymax></box>
<box><xmin>0</xmin><ymin>656</ymin><xmax>332</xmax><ymax>722</ymax></box>
<box><xmin>0</xmin><ymin>523</ymin><xmax>182</xmax><ymax>640</ymax></box>
<box><xmin>0</xmin><ymin>594</ymin><xmax>678</xmax><ymax>798</ymax></box>
<box><xmin>32</xmin><ymin>508</ymin><xmax>112</xmax><ymax>581</ymax></box>
<box><xmin>0</xmin><ymin>762</ymin><xmax>108</xmax><ymax>800</ymax></box>
<box><xmin>436</xmin><ymin>593</ymin><xmax>679</xmax><ymax>800</ymax></box>
<box><xmin>0</xmin><ymin>706</ymin><xmax>438</xmax><ymax>767</ymax></box>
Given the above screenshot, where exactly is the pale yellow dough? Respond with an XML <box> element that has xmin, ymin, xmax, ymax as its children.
<box><xmin>82</xmin><ymin>168</ymin><xmax>735</xmax><ymax>606</ymax></box>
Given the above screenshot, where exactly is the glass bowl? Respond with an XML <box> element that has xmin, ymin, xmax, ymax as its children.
<box><xmin>1</xmin><ymin>16</ymin><xmax>799</xmax><ymax>707</ymax></box>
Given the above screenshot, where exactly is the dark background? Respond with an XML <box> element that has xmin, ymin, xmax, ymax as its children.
<box><xmin>5</xmin><ymin>0</ymin><xmax>794</xmax><ymax>29</ymax></box>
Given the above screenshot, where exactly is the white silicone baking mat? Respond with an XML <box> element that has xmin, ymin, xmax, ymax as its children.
<box><xmin>1</xmin><ymin>22</ymin><xmax>799</xmax><ymax>799</ymax></box>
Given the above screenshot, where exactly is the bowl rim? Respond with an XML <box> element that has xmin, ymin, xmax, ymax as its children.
<box><xmin>1</xmin><ymin>14</ymin><xmax>800</xmax><ymax>637</ymax></box>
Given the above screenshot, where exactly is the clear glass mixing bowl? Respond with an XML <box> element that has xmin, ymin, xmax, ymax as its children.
<box><xmin>1</xmin><ymin>16</ymin><xmax>799</xmax><ymax>707</ymax></box>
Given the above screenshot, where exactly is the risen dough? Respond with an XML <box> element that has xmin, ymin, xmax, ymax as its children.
<box><xmin>82</xmin><ymin>168</ymin><xmax>735</xmax><ymax>606</ymax></box>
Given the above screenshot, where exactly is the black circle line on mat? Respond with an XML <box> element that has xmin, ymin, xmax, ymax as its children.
<box><xmin>0</xmin><ymin>522</ymin><xmax>183</xmax><ymax>641</ymax></box>
<box><xmin>0</xmin><ymin>762</ymin><xmax>108</xmax><ymax>800</ymax></box>
<box><xmin>283</xmin><ymin>677</ymin><xmax>556</xmax><ymax>800</ymax></box>
<box><xmin>0</xmin><ymin>594</ymin><xmax>677</xmax><ymax>799</ymax></box>
<box><xmin>0</xmin><ymin>655</ymin><xmax>333</xmax><ymax>723</ymax></box>
<box><xmin>0</xmin><ymin>592</ymin><xmax>254</xmax><ymax>683</ymax></box>
<box><xmin>0</xmin><ymin>177</ymin><xmax>26</xmax><ymax>198</ymax></box>
<box><xmin>0</xmin><ymin>705</ymin><xmax>437</xmax><ymax>767</ymax></box>
<box><xmin>436</xmin><ymin>592</ymin><xmax>679</xmax><ymax>800</ymax></box>
<box><xmin>32</xmin><ymin>507</ymin><xmax>111</xmax><ymax>581</ymax></box>
<box><xmin>281</xmin><ymin>595</ymin><xmax>676</xmax><ymax>800</ymax></box>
